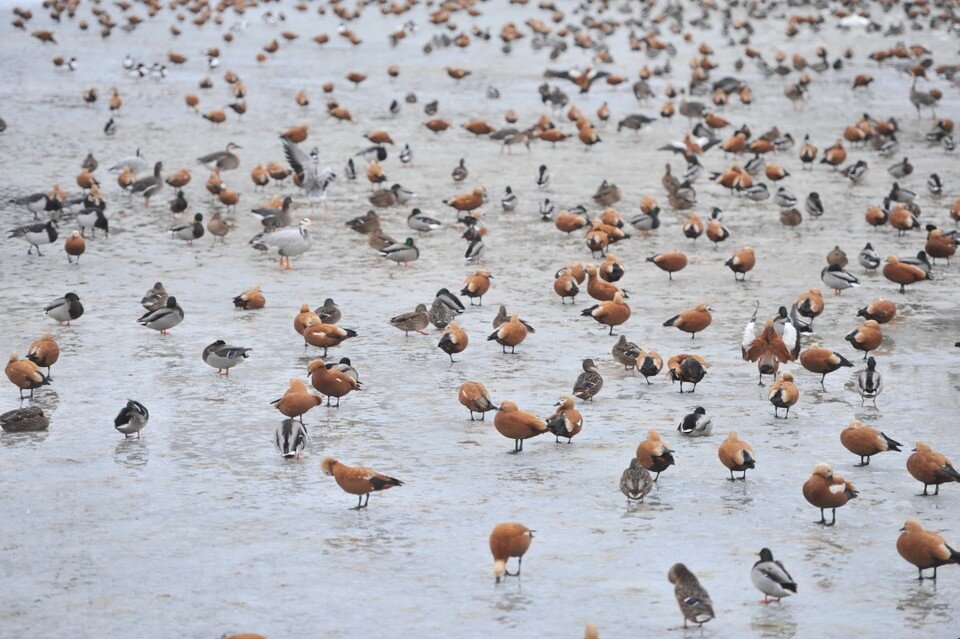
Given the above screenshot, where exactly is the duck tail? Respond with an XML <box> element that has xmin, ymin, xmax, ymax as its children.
<box><xmin>342</xmin><ymin>328</ymin><xmax>358</xmax><ymax>338</ymax></box>
<box><xmin>944</xmin><ymin>463</ymin><xmax>960</xmax><ymax>481</ymax></box>
<box><xmin>486</xmin><ymin>330</ymin><xmax>499</xmax><ymax>341</ymax></box>
<box><xmin>837</xmin><ymin>352</ymin><xmax>855</xmax><ymax>367</ymax></box>
<box><xmin>545</xmin><ymin>413</ymin><xmax>565</xmax><ymax>437</ymax></box>
<box><xmin>742</xmin><ymin>451</ymin><xmax>756</xmax><ymax>468</ymax></box>
<box><xmin>881</xmin><ymin>432</ymin><xmax>903</xmax><ymax>452</ymax></box>
<box><xmin>580</xmin><ymin>305</ymin><xmax>599</xmax><ymax>317</ymax></box>
<box><xmin>663</xmin><ymin>314</ymin><xmax>680</xmax><ymax>327</ymax></box>
<box><xmin>662</xmin><ymin>450</ymin><xmax>676</xmax><ymax>466</ymax></box>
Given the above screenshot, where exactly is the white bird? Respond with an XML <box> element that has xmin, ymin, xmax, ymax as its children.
<box><xmin>109</xmin><ymin>148</ymin><xmax>149</xmax><ymax>173</ymax></box>
<box><xmin>202</xmin><ymin>340</ymin><xmax>251</xmax><ymax>375</ymax></box>
<box><xmin>249</xmin><ymin>218</ymin><xmax>313</xmax><ymax>269</ymax></box>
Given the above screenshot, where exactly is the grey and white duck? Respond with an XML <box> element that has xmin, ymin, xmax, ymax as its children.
<box><xmin>275</xmin><ymin>419</ymin><xmax>308</xmax><ymax>459</ymax></box>
<box><xmin>170</xmin><ymin>213</ymin><xmax>204</xmax><ymax>244</ymax></box>
<box><xmin>751</xmin><ymin>548</ymin><xmax>797</xmax><ymax>604</ymax></box>
<box><xmin>407</xmin><ymin>208</ymin><xmax>441</xmax><ymax>232</ymax></box>
<box><xmin>129</xmin><ymin>161</ymin><xmax>163</xmax><ymax>206</ymax></box>
<box><xmin>857</xmin><ymin>356</ymin><xmax>883</xmax><ymax>405</ymax></box>
<box><xmin>198</xmin><ymin>143</ymin><xmax>242</xmax><ymax>171</ymax></box>
<box><xmin>137</xmin><ymin>296</ymin><xmax>184</xmax><ymax>334</ymax></box>
<box><xmin>677</xmin><ymin>406</ymin><xmax>712</xmax><ymax>436</ymax></box>
<box><xmin>202</xmin><ymin>340</ymin><xmax>251</xmax><ymax>375</ymax></box>
<box><xmin>45</xmin><ymin>292</ymin><xmax>84</xmax><ymax>325</ymax></box>
<box><xmin>114</xmin><ymin>400</ymin><xmax>149</xmax><ymax>438</ymax></box>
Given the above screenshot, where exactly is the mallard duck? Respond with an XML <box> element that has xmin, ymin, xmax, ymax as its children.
<box><xmin>489</xmin><ymin>523</ymin><xmax>533</xmax><ymax>583</ymax></box>
<box><xmin>678</xmin><ymin>407</ymin><xmax>712</xmax><ymax>436</ymax></box>
<box><xmin>857</xmin><ymin>357</ymin><xmax>883</xmax><ymax>405</ymax></box>
<box><xmin>407</xmin><ymin>208</ymin><xmax>441</xmax><ymax>232</ymax></box>
<box><xmin>45</xmin><ymin>292</ymin><xmax>83</xmax><ymax>325</ymax></box>
<box><xmin>612</xmin><ymin>335</ymin><xmax>642</xmax><ymax>371</ymax></box>
<box><xmin>0</xmin><ymin>407</ymin><xmax>49</xmax><ymax>432</ymax></box>
<box><xmin>379</xmin><ymin>237</ymin><xmax>419</xmax><ymax>265</ymax></box>
<box><xmin>137</xmin><ymin>297</ymin><xmax>184</xmax><ymax>334</ymax></box>
<box><xmin>668</xmin><ymin>564</ymin><xmax>714</xmax><ymax>629</ymax></box>
<box><xmin>141</xmin><ymin>282</ymin><xmax>168</xmax><ymax>311</ymax></box>
<box><xmin>202</xmin><ymin>340</ymin><xmax>250</xmax><ymax>375</ymax></box>
<box><xmin>321</xmin><ymin>457</ymin><xmax>403</xmax><ymax>509</ymax></box>
<box><xmin>821</xmin><ymin>263</ymin><xmax>859</xmax><ymax>295</ymax></box>
<box><xmin>114</xmin><ymin>399</ymin><xmax>149</xmax><ymax>438</ymax></box>
<box><xmin>315</xmin><ymin>298</ymin><xmax>340</xmax><ymax>324</ymax></box>
<box><xmin>572</xmin><ymin>359</ymin><xmax>603</xmax><ymax>401</ymax></box>
<box><xmin>275</xmin><ymin>418</ymin><xmax>308</xmax><ymax>459</ymax></box>
<box><xmin>751</xmin><ymin>549</ymin><xmax>797</xmax><ymax>603</ymax></box>
<box><xmin>389</xmin><ymin>304</ymin><xmax>430</xmax><ymax>336</ymax></box>
<box><xmin>620</xmin><ymin>458</ymin><xmax>653</xmax><ymax>503</ymax></box>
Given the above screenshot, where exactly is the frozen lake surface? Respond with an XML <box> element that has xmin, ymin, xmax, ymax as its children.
<box><xmin>1</xmin><ymin>0</ymin><xmax>959</xmax><ymax>636</ymax></box>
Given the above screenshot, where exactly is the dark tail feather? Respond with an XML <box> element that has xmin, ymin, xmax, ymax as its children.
<box><xmin>486</xmin><ymin>330</ymin><xmax>499</xmax><ymax>341</ymax></box>
<box><xmin>663</xmin><ymin>314</ymin><xmax>680</xmax><ymax>327</ymax></box>
<box><xmin>742</xmin><ymin>451</ymin><xmax>756</xmax><ymax>468</ymax></box>
<box><xmin>944</xmin><ymin>463</ymin><xmax>960</xmax><ymax>481</ymax></box>
<box><xmin>837</xmin><ymin>352</ymin><xmax>855</xmax><ymax>367</ymax></box>
<box><xmin>370</xmin><ymin>476</ymin><xmax>403</xmax><ymax>490</ymax></box>
<box><xmin>946</xmin><ymin>544</ymin><xmax>960</xmax><ymax>564</ymax></box>
<box><xmin>343</xmin><ymin>328</ymin><xmax>358</xmax><ymax>338</ymax></box>
<box><xmin>545</xmin><ymin>414</ymin><xmax>565</xmax><ymax>437</ymax></box>
<box><xmin>580</xmin><ymin>305</ymin><xmax>599</xmax><ymax>317</ymax></box>
<box><xmin>881</xmin><ymin>432</ymin><xmax>903</xmax><ymax>452</ymax></box>
<box><xmin>661</xmin><ymin>450</ymin><xmax>676</xmax><ymax>467</ymax></box>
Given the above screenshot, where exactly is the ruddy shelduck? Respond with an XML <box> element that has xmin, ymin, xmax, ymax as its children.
<box><xmin>802</xmin><ymin>463</ymin><xmax>857</xmax><ymax>526</ymax></box>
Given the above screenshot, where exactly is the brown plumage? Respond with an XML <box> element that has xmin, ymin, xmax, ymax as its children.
<box><xmin>636</xmin><ymin>429</ymin><xmax>675</xmax><ymax>480</ymax></box>
<box><xmin>437</xmin><ymin>321</ymin><xmax>469</xmax><ymax>362</ymax></box>
<box><xmin>65</xmin><ymin>231</ymin><xmax>85</xmax><ymax>262</ymax></box>
<box><xmin>6</xmin><ymin>353</ymin><xmax>50</xmax><ymax>398</ymax></box>
<box><xmin>308</xmin><ymin>359</ymin><xmax>360</xmax><ymax>406</ymax></box>
<box><xmin>744</xmin><ymin>319</ymin><xmax>793</xmax><ymax>385</ymax></box>
<box><xmin>799</xmin><ymin>343</ymin><xmax>854</xmax><ymax>385</ymax></box>
<box><xmin>321</xmin><ymin>457</ymin><xmax>402</xmax><ymax>509</ymax></box>
<box><xmin>646</xmin><ymin>251</ymin><xmax>687</xmax><ymax>279</ymax></box>
<box><xmin>233</xmin><ymin>285</ymin><xmax>264</xmax><ymax>310</ymax></box>
<box><xmin>897</xmin><ymin>520</ymin><xmax>960</xmax><ymax>580</ymax></box>
<box><xmin>489</xmin><ymin>522</ymin><xmax>533</xmax><ymax>583</ymax></box>
<box><xmin>768</xmin><ymin>372</ymin><xmax>799</xmax><ymax>418</ymax></box>
<box><xmin>553</xmin><ymin>269</ymin><xmax>579</xmax><ymax>304</ymax></box>
<box><xmin>582</xmin><ymin>291</ymin><xmax>631</xmax><ymax>335</ymax></box>
<box><xmin>726</xmin><ymin>247</ymin><xmax>756</xmax><ymax>280</ymax></box>
<box><xmin>882</xmin><ymin>255</ymin><xmax>928</xmax><ymax>293</ymax></box>
<box><xmin>857</xmin><ymin>299</ymin><xmax>896</xmax><ymax>323</ymax></box>
<box><xmin>303</xmin><ymin>319</ymin><xmax>357</xmax><ymax>356</ymax></box>
<box><xmin>494</xmin><ymin>400</ymin><xmax>548</xmax><ymax>452</ymax></box>
<box><xmin>460</xmin><ymin>269</ymin><xmax>492</xmax><ymax>305</ymax></box>
<box><xmin>546</xmin><ymin>395</ymin><xmax>583</xmax><ymax>443</ymax></box>
<box><xmin>663</xmin><ymin>302</ymin><xmax>712</xmax><ymax>338</ymax></box>
<box><xmin>271</xmin><ymin>379</ymin><xmax>323</xmax><ymax>423</ymax></box>
<box><xmin>802</xmin><ymin>463</ymin><xmax>858</xmax><ymax>526</ymax></box>
<box><xmin>718</xmin><ymin>431</ymin><xmax>756</xmax><ymax>480</ymax></box>
<box><xmin>293</xmin><ymin>303</ymin><xmax>320</xmax><ymax>335</ymax></box>
<box><xmin>25</xmin><ymin>332</ymin><xmax>60</xmax><ymax>375</ymax></box>
<box><xmin>487</xmin><ymin>314</ymin><xmax>530</xmax><ymax>353</ymax></box>
<box><xmin>840</xmin><ymin>420</ymin><xmax>902</xmax><ymax>466</ymax></box>
<box><xmin>907</xmin><ymin>443</ymin><xmax>960</xmax><ymax>496</ymax></box>
<box><xmin>444</xmin><ymin>187</ymin><xmax>485</xmax><ymax>212</ymax></box>
<box><xmin>458</xmin><ymin>381</ymin><xmax>497</xmax><ymax>420</ymax></box>
<box><xmin>845</xmin><ymin>320</ymin><xmax>883</xmax><ymax>358</ymax></box>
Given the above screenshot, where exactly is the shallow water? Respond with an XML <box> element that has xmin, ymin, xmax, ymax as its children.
<box><xmin>1</xmin><ymin>1</ymin><xmax>959</xmax><ymax>637</ymax></box>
